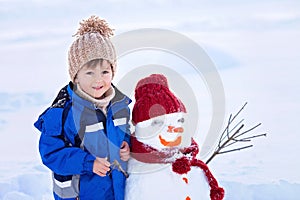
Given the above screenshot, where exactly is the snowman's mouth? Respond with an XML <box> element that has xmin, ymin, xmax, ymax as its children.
<box><xmin>159</xmin><ymin>135</ymin><xmax>182</xmax><ymax>147</ymax></box>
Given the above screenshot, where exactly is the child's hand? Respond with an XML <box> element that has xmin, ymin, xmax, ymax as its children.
<box><xmin>120</xmin><ymin>141</ymin><xmax>130</xmax><ymax>161</ymax></box>
<box><xmin>93</xmin><ymin>157</ymin><xmax>111</xmax><ymax>177</ymax></box>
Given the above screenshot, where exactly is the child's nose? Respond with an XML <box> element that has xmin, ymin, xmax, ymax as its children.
<box><xmin>94</xmin><ymin>74</ymin><xmax>103</xmax><ymax>82</ymax></box>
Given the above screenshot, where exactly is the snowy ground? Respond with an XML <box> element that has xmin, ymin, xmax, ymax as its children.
<box><xmin>1</xmin><ymin>0</ymin><xmax>300</xmax><ymax>199</ymax></box>
<box><xmin>1</xmin><ymin>160</ymin><xmax>299</xmax><ymax>200</ymax></box>
<box><xmin>0</xmin><ymin>102</ymin><xmax>299</xmax><ymax>200</ymax></box>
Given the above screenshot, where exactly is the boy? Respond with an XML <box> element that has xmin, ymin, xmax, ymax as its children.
<box><xmin>34</xmin><ymin>16</ymin><xmax>131</xmax><ymax>200</ymax></box>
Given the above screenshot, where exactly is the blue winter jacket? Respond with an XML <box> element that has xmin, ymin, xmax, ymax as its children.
<box><xmin>34</xmin><ymin>83</ymin><xmax>131</xmax><ymax>200</ymax></box>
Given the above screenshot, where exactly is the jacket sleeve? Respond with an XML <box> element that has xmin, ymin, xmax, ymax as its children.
<box><xmin>35</xmin><ymin>108</ymin><xmax>95</xmax><ymax>175</ymax></box>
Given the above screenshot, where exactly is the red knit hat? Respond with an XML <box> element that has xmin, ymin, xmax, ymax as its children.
<box><xmin>132</xmin><ymin>74</ymin><xmax>186</xmax><ymax>124</ymax></box>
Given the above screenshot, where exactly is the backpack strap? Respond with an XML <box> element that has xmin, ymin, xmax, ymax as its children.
<box><xmin>51</xmin><ymin>85</ymin><xmax>81</xmax><ymax>199</ymax></box>
<box><xmin>60</xmin><ymin>101</ymin><xmax>73</xmax><ymax>147</ymax></box>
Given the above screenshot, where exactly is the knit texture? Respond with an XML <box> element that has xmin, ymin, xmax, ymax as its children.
<box><xmin>68</xmin><ymin>16</ymin><xmax>116</xmax><ymax>82</ymax></box>
<box><xmin>132</xmin><ymin>74</ymin><xmax>186</xmax><ymax>124</ymax></box>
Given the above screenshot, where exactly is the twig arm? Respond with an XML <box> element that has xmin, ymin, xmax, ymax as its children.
<box><xmin>205</xmin><ymin>103</ymin><xmax>266</xmax><ymax>164</ymax></box>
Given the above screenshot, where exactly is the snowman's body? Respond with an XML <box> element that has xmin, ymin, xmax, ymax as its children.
<box><xmin>125</xmin><ymin>113</ymin><xmax>211</xmax><ymax>200</ymax></box>
<box><xmin>125</xmin><ymin>158</ymin><xmax>210</xmax><ymax>200</ymax></box>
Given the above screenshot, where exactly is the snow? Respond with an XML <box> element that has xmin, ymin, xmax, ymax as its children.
<box><xmin>1</xmin><ymin>0</ymin><xmax>300</xmax><ymax>199</ymax></box>
<box><xmin>1</xmin><ymin>160</ymin><xmax>300</xmax><ymax>199</ymax></box>
<box><xmin>125</xmin><ymin>160</ymin><xmax>210</xmax><ymax>200</ymax></box>
<box><xmin>0</xmin><ymin>96</ymin><xmax>298</xmax><ymax>199</ymax></box>
<box><xmin>0</xmin><ymin>161</ymin><xmax>52</xmax><ymax>200</ymax></box>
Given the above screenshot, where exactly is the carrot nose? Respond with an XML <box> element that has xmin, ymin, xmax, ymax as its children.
<box><xmin>167</xmin><ymin>126</ymin><xmax>184</xmax><ymax>133</ymax></box>
<box><xmin>173</xmin><ymin>127</ymin><xmax>184</xmax><ymax>133</ymax></box>
<box><xmin>167</xmin><ymin>126</ymin><xmax>174</xmax><ymax>132</ymax></box>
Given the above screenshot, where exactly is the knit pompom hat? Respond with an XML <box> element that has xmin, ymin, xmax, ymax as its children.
<box><xmin>132</xmin><ymin>74</ymin><xmax>186</xmax><ymax>125</ymax></box>
<box><xmin>68</xmin><ymin>15</ymin><xmax>116</xmax><ymax>82</ymax></box>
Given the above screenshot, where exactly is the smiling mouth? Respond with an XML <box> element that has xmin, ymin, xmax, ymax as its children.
<box><xmin>159</xmin><ymin>135</ymin><xmax>182</xmax><ymax>147</ymax></box>
<box><xmin>93</xmin><ymin>86</ymin><xmax>103</xmax><ymax>90</ymax></box>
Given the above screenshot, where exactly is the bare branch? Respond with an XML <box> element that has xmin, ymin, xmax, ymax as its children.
<box><xmin>218</xmin><ymin>114</ymin><xmax>232</xmax><ymax>147</ymax></box>
<box><xmin>228</xmin><ymin>119</ymin><xmax>244</xmax><ymax>136</ymax></box>
<box><xmin>205</xmin><ymin>102</ymin><xmax>266</xmax><ymax>164</ymax></box>
<box><xmin>224</xmin><ymin>137</ymin><xmax>252</xmax><ymax>148</ymax></box>
<box><xmin>235</xmin><ymin>123</ymin><xmax>262</xmax><ymax>138</ymax></box>
<box><xmin>238</xmin><ymin>133</ymin><xmax>267</xmax><ymax>141</ymax></box>
<box><xmin>218</xmin><ymin>145</ymin><xmax>253</xmax><ymax>154</ymax></box>
<box><xmin>230</xmin><ymin>102</ymin><xmax>248</xmax><ymax>123</ymax></box>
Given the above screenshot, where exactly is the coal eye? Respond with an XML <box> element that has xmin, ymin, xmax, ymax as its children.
<box><xmin>178</xmin><ymin>118</ymin><xmax>184</xmax><ymax>123</ymax></box>
<box><xmin>151</xmin><ymin>120</ymin><xmax>163</xmax><ymax>127</ymax></box>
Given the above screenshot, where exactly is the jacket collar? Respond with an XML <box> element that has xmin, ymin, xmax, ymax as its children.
<box><xmin>67</xmin><ymin>82</ymin><xmax>131</xmax><ymax>111</ymax></box>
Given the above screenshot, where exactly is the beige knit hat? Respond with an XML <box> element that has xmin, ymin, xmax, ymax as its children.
<box><xmin>68</xmin><ymin>15</ymin><xmax>116</xmax><ymax>82</ymax></box>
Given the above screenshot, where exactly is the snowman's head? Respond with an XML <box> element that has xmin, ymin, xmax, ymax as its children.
<box><xmin>135</xmin><ymin>112</ymin><xmax>190</xmax><ymax>149</ymax></box>
<box><xmin>132</xmin><ymin>74</ymin><xmax>191</xmax><ymax>149</ymax></box>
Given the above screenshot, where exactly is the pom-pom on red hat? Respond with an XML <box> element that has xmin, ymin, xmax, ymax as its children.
<box><xmin>132</xmin><ymin>74</ymin><xmax>186</xmax><ymax>125</ymax></box>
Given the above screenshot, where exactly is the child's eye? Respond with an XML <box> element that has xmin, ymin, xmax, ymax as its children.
<box><xmin>102</xmin><ymin>70</ymin><xmax>109</xmax><ymax>74</ymax></box>
<box><xmin>85</xmin><ymin>71</ymin><xmax>93</xmax><ymax>75</ymax></box>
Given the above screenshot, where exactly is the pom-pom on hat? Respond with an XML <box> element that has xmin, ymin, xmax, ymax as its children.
<box><xmin>132</xmin><ymin>74</ymin><xmax>186</xmax><ymax>124</ymax></box>
<box><xmin>68</xmin><ymin>15</ymin><xmax>116</xmax><ymax>82</ymax></box>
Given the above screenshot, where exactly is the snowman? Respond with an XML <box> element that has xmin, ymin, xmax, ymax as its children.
<box><xmin>125</xmin><ymin>74</ymin><xmax>224</xmax><ymax>200</ymax></box>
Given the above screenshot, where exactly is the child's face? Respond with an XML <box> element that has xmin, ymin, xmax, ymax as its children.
<box><xmin>75</xmin><ymin>60</ymin><xmax>113</xmax><ymax>99</ymax></box>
